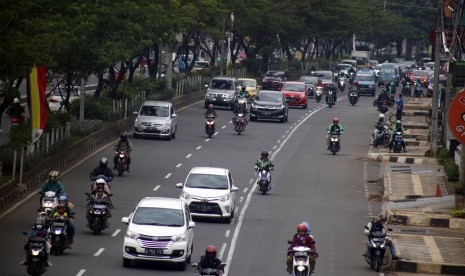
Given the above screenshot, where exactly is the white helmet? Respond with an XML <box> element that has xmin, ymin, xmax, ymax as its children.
<box><xmin>13</xmin><ymin>98</ymin><xmax>20</xmax><ymax>104</ymax></box>
<box><xmin>378</xmin><ymin>114</ymin><xmax>385</xmax><ymax>119</ymax></box>
<box><xmin>396</xmin><ymin>120</ymin><xmax>401</xmax><ymax>124</ymax></box>
<box><xmin>95</xmin><ymin>178</ymin><xmax>106</xmax><ymax>185</ymax></box>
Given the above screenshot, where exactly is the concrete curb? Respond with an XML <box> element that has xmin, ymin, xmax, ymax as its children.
<box><xmin>394</xmin><ymin>260</ymin><xmax>465</xmax><ymax>275</ymax></box>
<box><xmin>368</xmin><ymin>152</ymin><xmax>438</xmax><ymax>165</ymax></box>
<box><xmin>388</xmin><ymin>211</ymin><xmax>465</xmax><ymax>229</ymax></box>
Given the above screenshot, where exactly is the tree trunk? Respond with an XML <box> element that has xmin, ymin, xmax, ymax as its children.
<box><xmin>396</xmin><ymin>39</ymin><xmax>403</xmax><ymax>58</ymax></box>
<box><xmin>94</xmin><ymin>73</ymin><xmax>104</xmax><ymax>99</ymax></box>
<box><xmin>405</xmin><ymin>38</ymin><xmax>413</xmax><ymax>60</ymax></box>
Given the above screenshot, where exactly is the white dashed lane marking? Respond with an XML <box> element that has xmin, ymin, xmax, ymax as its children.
<box><xmin>222</xmin><ymin>125</ymin><xmax>227</xmax><ymax>129</ymax></box>
<box><xmin>242</xmin><ymin>188</ymin><xmax>248</xmax><ymax>193</ymax></box>
<box><xmin>76</xmin><ymin>269</ymin><xmax>86</xmax><ymax>276</ymax></box>
<box><xmin>153</xmin><ymin>185</ymin><xmax>161</xmax><ymax>191</ymax></box>
<box><xmin>111</xmin><ymin>229</ymin><xmax>121</xmax><ymax>237</ymax></box>
<box><xmin>164</xmin><ymin>173</ymin><xmax>172</xmax><ymax>179</ymax></box>
<box><xmin>196</xmin><ymin>146</ymin><xmax>202</xmax><ymax>150</ymax></box>
<box><xmin>186</xmin><ymin>154</ymin><xmax>192</xmax><ymax>158</ymax></box>
<box><xmin>94</xmin><ymin>248</ymin><xmax>105</xmax><ymax>256</ymax></box>
<box><xmin>176</xmin><ymin>163</ymin><xmax>182</xmax><ymax>168</ymax></box>
<box><xmin>225</xmin><ymin>230</ymin><xmax>230</xmax><ymax>238</ymax></box>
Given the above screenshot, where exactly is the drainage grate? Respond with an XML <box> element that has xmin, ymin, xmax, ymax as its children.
<box><xmin>390</xmin><ymin>165</ymin><xmax>412</xmax><ymax>173</ymax></box>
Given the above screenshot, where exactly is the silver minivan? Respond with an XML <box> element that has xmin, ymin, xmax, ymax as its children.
<box><xmin>204</xmin><ymin>76</ymin><xmax>237</xmax><ymax>109</ymax></box>
<box><xmin>133</xmin><ymin>101</ymin><xmax>177</xmax><ymax>140</ymax></box>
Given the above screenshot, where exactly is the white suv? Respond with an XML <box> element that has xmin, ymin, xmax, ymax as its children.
<box><xmin>121</xmin><ymin>197</ymin><xmax>195</xmax><ymax>270</ymax></box>
<box><xmin>176</xmin><ymin>167</ymin><xmax>238</xmax><ymax>223</ymax></box>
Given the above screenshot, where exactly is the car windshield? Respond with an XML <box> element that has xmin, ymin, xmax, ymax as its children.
<box><xmin>265</xmin><ymin>71</ymin><xmax>276</xmax><ymax>77</ymax></box>
<box><xmin>132</xmin><ymin>207</ymin><xmax>184</xmax><ymax>226</ymax></box>
<box><xmin>236</xmin><ymin>80</ymin><xmax>256</xmax><ymax>87</ymax></box>
<box><xmin>355</xmin><ymin>75</ymin><xmax>374</xmax><ymax>81</ymax></box>
<box><xmin>256</xmin><ymin>91</ymin><xmax>282</xmax><ymax>102</ymax></box>
<box><xmin>380</xmin><ymin>69</ymin><xmax>394</xmax><ymax>76</ymax></box>
<box><xmin>139</xmin><ymin>106</ymin><xmax>169</xmax><ymax>117</ymax></box>
<box><xmin>299</xmin><ymin>76</ymin><xmax>318</xmax><ymax>84</ymax></box>
<box><xmin>282</xmin><ymin>83</ymin><xmax>304</xmax><ymax>92</ymax></box>
<box><xmin>185</xmin><ymin>174</ymin><xmax>229</xmax><ymax>189</ymax></box>
<box><xmin>209</xmin><ymin>79</ymin><xmax>234</xmax><ymax>90</ymax></box>
<box><xmin>412</xmin><ymin>70</ymin><xmax>427</xmax><ymax>76</ymax></box>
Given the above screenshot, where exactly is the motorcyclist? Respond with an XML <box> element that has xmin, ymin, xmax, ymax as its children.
<box><xmin>414</xmin><ymin>78</ymin><xmax>424</xmax><ymax>97</ymax></box>
<box><xmin>39</xmin><ymin>170</ymin><xmax>65</xmax><ymax>207</ymax></box>
<box><xmin>389</xmin><ymin>81</ymin><xmax>396</xmax><ymax>94</ymax></box>
<box><xmin>324</xmin><ymin>83</ymin><xmax>337</xmax><ymax>104</ymax></box>
<box><xmin>204</xmin><ymin>104</ymin><xmax>217</xmax><ymax>118</ymax></box>
<box><xmin>254</xmin><ymin>151</ymin><xmax>274</xmax><ymax>190</ymax></box>
<box><xmin>326</xmin><ymin>117</ymin><xmax>344</xmax><ymax>150</ymax></box>
<box><xmin>286</xmin><ymin>223</ymin><xmax>317</xmax><ymax>274</ymax></box>
<box><xmin>234</xmin><ymin>86</ymin><xmax>249</xmax><ymax>113</ymax></box>
<box><xmin>50</xmin><ymin>198</ymin><xmax>75</xmax><ymax>249</ymax></box>
<box><xmin>195</xmin><ymin>245</ymin><xmax>224</xmax><ymax>275</ymax></box>
<box><xmin>86</xmin><ymin>187</ymin><xmax>111</xmax><ymax>228</ymax></box>
<box><xmin>90</xmin><ymin>157</ymin><xmax>114</xmax><ymax>181</ymax></box>
<box><xmin>363</xmin><ymin>214</ymin><xmax>400</xmax><ymax>260</ymax></box>
<box><xmin>389</xmin><ymin>120</ymin><xmax>406</xmax><ymax>153</ymax></box>
<box><xmin>91</xmin><ymin>177</ymin><xmax>111</xmax><ymax>195</ymax></box>
<box><xmin>375</xmin><ymin>87</ymin><xmax>390</xmax><ymax>110</ymax></box>
<box><xmin>20</xmin><ymin>217</ymin><xmax>52</xmax><ymax>267</ymax></box>
<box><xmin>348</xmin><ymin>66</ymin><xmax>355</xmax><ymax>76</ymax></box>
<box><xmin>113</xmin><ymin>132</ymin><xmax>132</xmax><ymax>172</ymax></box>
<box><xmin>7</xmin><ymin>97</ymin><xmax>25</xmax><ymax>121</ymax></box>
<box><xmin>233</xmin><ymin>95</ymin><xmax>248</xmax><ymax>126</ymax></box>
<box><xmin>310</xmin><ymin>65</ymin><xmax>316</xmax><ymax>74</ymax></box>
<box><xmin>373</xmin><ymin>113</ymin><xmax>387</xmax><ymax>141</ymax></box>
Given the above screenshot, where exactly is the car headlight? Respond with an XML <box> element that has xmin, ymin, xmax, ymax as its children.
<box><xmin>181</xmin><ymin>192</ymin><xmax>191</xmax><ymax>200</ymax></box>
<box><xmin>171</xmin><ymin>234</ymin><xmax>187</xmax><ymax>242</ymax></box>
<box><xmin>251</xmin><ymin>102</ymin><xmax>257</xmax><ymax>108</ymax></box>
<box><xmin>219</xmin><ymin>194</ymin><xmax>230</xmax><ymax>202</ymax></box>
<box><xmin>125</xmin><ymin>230</ymin><xmax>139</xmax><ymax>239</ymax></box>
<box><xmin>279</xmin><ymin>104</ymin><xmax>284</xmax><ymax>109</ymax></box>
<box><xmin>162</xmin><ymin>121</ymin><xmax>170</xmax><ymax>128</ymax></box>
<box><xmin>228</xmin><ymin>94</ymin><xmax>234</xmax><ymax>99</ymax></box>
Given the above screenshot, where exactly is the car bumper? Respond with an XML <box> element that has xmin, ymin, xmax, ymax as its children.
<box><xmin>250</xmin><ymin>109</ymin><xmax>286</xmax><ymax>120</ymax></box>
<box><xmin>123</xmin><ymin>239</ymin><xmax>189</xmax><ymax>262</ymax></box>
<box><xmin>186</xmin><ymin>200</ymin><xmax>233</xmax><ymax>218</ymax></box>
<box><xmin>357</xmin><ymin>86</ymin><xmax>375</xmax><ymax>94</ymax></box>
<box><xmin>134</xmin><ymin>126</ymin><xmax>172</xmax><ymax>137</ymax></box>
<box><xmin>205</xmin><ymin>98</ymin><xmax>234</xmax><ymax>107</ymax></box>
<box><xmin>285</xmin><ymin>97</ymin><xmax>307</xmax><ymax>106</ymax></box>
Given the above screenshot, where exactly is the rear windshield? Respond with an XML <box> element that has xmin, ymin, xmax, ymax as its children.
<box><xmin>282</xmin><ymin>83</ymin><xmax>305</xmax><ymax>92</ymax></box>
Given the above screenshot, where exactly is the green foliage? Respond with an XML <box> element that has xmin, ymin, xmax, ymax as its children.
<box><xmin>444</xmin><ymin>159</ymin><xmax>459</xmax><ymax>179</ymax></box>
<box><xmin>69</xmin><ymin>96</ymin><xmax>113</xmax><ymax>121</ymax></box>
<box><xmin>450</xmin><ymin>209</ymin><xmax>465</xmax><ymax>218</ymax></box>
<box><xmin>9</xmin><ymin>121</ymin><xmax>32</xmax><ymax>149</ymax></box>
<box><xmin>454</xmin><ymin>184</ymin><xmax>464</xmax><ymax>195</ymax></box>
<box><xmin>438</xmin><ymin>147</ymin><xmax>451</xmax><ymax>160</ymax></box>
<box><xmin>241</xmin><ymin>59</ymin><xmax>266</xmax><ymax>77</ymax></box>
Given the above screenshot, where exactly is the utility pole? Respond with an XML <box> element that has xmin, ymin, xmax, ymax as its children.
<box><xmin>430</xmin><ymin>0</ymin><xmax>443</xmax><ymax>156</ymax></box>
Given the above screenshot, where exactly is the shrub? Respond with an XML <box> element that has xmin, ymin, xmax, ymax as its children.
<box><xmin>444</xmin><ymin>159</ymin><xmax>459</xmax><ymax>179</ymax></box>
<box><xmin>437</xmin><ymin>147</ymin><xmax>450</xmax><ymax>160</ymax></box>
<box><xmin>450</xmin><ymin>209</ymin><xmax>465</xmax><ymax>218</ymax></box>
<box><xmin>241</xmin><ymin>59</ymin><xmax>266</xmax><ymax>77</ymax></box>
<box><xmin>69</xmin><ymin>96</ymin><xmax>113</xmax><ymax>120</ymax></box>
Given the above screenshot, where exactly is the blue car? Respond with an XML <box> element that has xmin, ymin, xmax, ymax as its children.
<box><xmin>353</xmin><ymin>74</ymin><xmax>376</xmax><ymax>96</ymax></box>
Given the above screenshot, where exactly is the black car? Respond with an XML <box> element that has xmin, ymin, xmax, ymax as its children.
<box><xmin>250</xmin><ymin>90</ymin><xmax>288</xmax><ymax>123</ymax></box>
<box><xmin>299</xmin><ymin>76</ymin><xmax>320</xmax><ymax>98</ymax></box>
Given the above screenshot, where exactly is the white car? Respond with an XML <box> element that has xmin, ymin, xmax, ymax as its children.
<box><xmin>121</xmin><ymin>197</ymin><xmax>195</xmax><ymax>270</ymax></box>
<box><xmin>176</xmin><ymin>167</ymin><xmax>238</xmax><ymax>223</ymax></box>
<box><xmin>133</xmin><ymin>101</ymin><xmax>177</xmax><ymax>140</ymax></box>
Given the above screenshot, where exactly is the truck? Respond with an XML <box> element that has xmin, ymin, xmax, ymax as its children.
<box><xmin>350</xmin><ymin>50</ymin><xmax>370</xmax><ymax>69</ymax></box>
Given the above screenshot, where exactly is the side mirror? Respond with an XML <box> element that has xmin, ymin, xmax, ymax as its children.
<box><xmin>121</xmin><ymin>217</ymin><xmax>129</xmax><ymax>224</ymax></box>
<box><xmin>175</xmin><ymin>183</ymin><xmax>183</xmax><ymax>188</ymax></box>
<box><xmin>188</xmin><ymin>221</ymin><xmax>196</xmax><ymax>228</ymax></box>
<box><xmin>287</xmin><ymin>240</ymin><xmax>292</xmax><ymax>244</ymax></box>
<box><xmin>204</xmin><ymin>84</ymin><xmax>209</xmax><ymax>88</ymax></box>
<box><xmin>364</xmin><ymin>226</ymin><xmax>369</xmax><ymax>230</ymax></box>
<box><xmin>171</xmin><ymin>113</ymin><xmax>178</xmax><ymax>118</ymax></box>
<box><xmin>257</xmin><ymin>85</ymin><xmax>261</xmax><ymax>89</ymax></box>
<box><xmin>231</xmin><ymin>186</ymin><xmax>239</xmax><ymax>192</ymax></box>
<box><xmin>133</xmin><ymin>111</ymin><xmax>138</xmax><ymax>115</ymax></box>
<box><xmin>192</xmin><ymin>263</ymin><xmax>198</xmax><ymax>268</ymax></box>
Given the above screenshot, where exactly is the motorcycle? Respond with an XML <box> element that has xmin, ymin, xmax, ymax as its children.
<box><xmin>115</xmin><ymin>150</ymin><xmax>128</xmax><ymax>177</ymax></box>
<box><xmin>392</xmin><ymin>131</ymin><xmax>404</xmax><ymax>153</ymax></box>
<box><xmin>40</xmin><ymin>191</ymin><xmax>58</xmax><ymax>214</ymax></box>
<box><xmin>372</xmin><ymin>125</ymin><xmax>390</xmax><ymax>148</ymax></box>
<box><xmin>234</xmin><ymin>112</ymin><xmax>246</xmax><ymax>135</ymax></box>
<box><xmin>49</xmin><ymin>216</ymin><xmax>68</xmax><ymax>256</ymax></box>
<box><xmin>414</xmin><ymin>83</ymin><xmax>422</xmax><ymax>98</ymax></box>
<box><xmin>402</xmin><ymin>81</ymin><xmax>411</xmax><ymax>97</ymax></box>
<box><xmin>328</xmin><ymin>130</ymin><xmax>341</xmax><ymax>155</ymax></box>
<box><xmin>205</xmin><ymin>115</ymin><xmax>216</xmax><ymax>138</ymax></box>
<box><xmin>85</xmin><ymin>193</ymin><xmax>111</xmax><ymax>235</ymax></box>
<box><xmin>337</xmin><ymin>74</ymin><xmax>346</xmax><ymax>92</ymax></box>
<box><xmin>289</xmin><ymin>246</ymin><xmax>316</xmax><ymax>276</ymax></box>
<box><xmin>348</xmin><ymin>90</ymin><xmax>359</xmax><ymax>106</ymax></box>
<box><xmin>326</xmin><ymin>90</ymin><xmax>335</xmax><ymax>108</ymax></box>
<box><xmin>11</xmin><ymin>115</ymin><xmax>23</xmax><ymax>127</ymax></box>
<box><xmin>23</xmin><ymin>232</ymin><xmax>48</xmax><ymax>276</ymax></box>
<box><xmin>192</xmin><ymin>262</ymin><xmax>226</xmax><ymax>276</ymax></box>
<box><xmin>364</xmin><ymin>226</ymin><xmax>391</xmax><ymax>272</ymax></box>
<box><xmin>234</xmin><ymin>95</ymin><xmax>248</xmax><ymax>113</ymax></box>
<box><xmin>256</xmin><ymin>168</ymin><xmax>272</xmax><ymax>195</ymax></box>
<box><xmin>315</xmin><ymin>87</ymin><xmax>323</xmax><ymax>103</ymax></box>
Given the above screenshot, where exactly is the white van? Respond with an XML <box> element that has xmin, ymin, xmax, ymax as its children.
<box><xmin>341</xmin><ymin>59</ymin><xmax>357</xmax><ymax>70</ymax></box>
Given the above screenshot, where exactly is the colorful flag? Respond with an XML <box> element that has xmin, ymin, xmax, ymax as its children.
<box><xmin>27</xmin><ymin>66</ymin><xmax>47</xmax><ymax>141</ymax></box>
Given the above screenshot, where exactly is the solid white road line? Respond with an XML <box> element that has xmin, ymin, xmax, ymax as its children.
<box><xmin>153</xmin><ymin>185</ymin><xmax>161</xmax><ymax>191</ymax></box>
<box><xmin>164</xmin><ymin>173</ymin><xmax>172</xmax><ymax>179</ymax></box>
<box><xmin>223</xmin><ymin>100</ymin><xmax>333</xmax><ymax>276</ymax></box>
<box><xmin>76</xmin><ymin>269</ymin><xmax>86</xmax><ymax>276</ymax></box>
<box><xmin>94</xmin><ymin>248</ymin><xmax>105</xmax><ymax>256</ymax></box>
<box><xmin>218</xmin><ymin>243</ymin><xmax>227</xmax><ymax>260</ymax></box>
<box><xmin>176</xmin><ymin>163</ymin><xmax>182</xmax><ymax>168</ymax></box>
<box><xmin>225</xmin><ymin>230</ymin><xmax>230</xmax><ymax>238</ymax></box>
<box><xmin>186</xmin><ymin>154</ymin><xmax>192</xmax><ymax>158</ymax></box>
<box><xmin>111</xmin><ymin>229</ymin><xmax>121</xmax><ymax>237</ymax></box>
<box><xmin>196</xmin><ymin>146</ymin><xmax>202</xmax><ymax>150</ymax></box>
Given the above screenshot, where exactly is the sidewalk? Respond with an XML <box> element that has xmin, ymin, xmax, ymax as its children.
<box><xmin>368</xmin><ymin>97</ymin><xmax>465</xmax><ymax>275</ymax></box>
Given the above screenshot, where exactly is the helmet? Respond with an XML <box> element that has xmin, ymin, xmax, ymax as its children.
<box><xmin>208</xmin><ymin>104</ymin><xmax>214</xmax><ymax>110</ymax></box>
<box><xmin>297</xmin><ymin>223</ymin><xmax>307</xmax><ymax>233</ymax></box>
<box><xmin>99</xmin><ymin>157</ymin><xmax>108</xmax><ymax>167</ymax></box>
<box><xmin>377</xmin><ymin>214</ymin><xmax>386</xmax><ymax>223</ymax></box>
<box><xmin>390</xmin><ymin>82</ymin><xmax>395</xmax><ymax>86</ymax></box>
<box><xmin>385</xmin><ymin>83</ymin><xmax>390</xmax><ymax>88</ymax></box>
<box><xmin>35</xmin><ymin>217</ymin><xmax>46</xmax><ymax>230</ymax></box>
<box><xmin>261</xmin><ymin>151</ymin><xmax>269</xmax><ymax>158</ymax></box>
<box><xmin>95</xmin><ymin>178</ymin><xmax>106</xmax><ymax>186</ymax></box>
<box><xmin>58</xmin><ymin>194</ymin><xmax>69</xmax><ymax>203</ymax></box>
<box><xmin>49</xmin><ymin>170</ymin><xmax>59</xmax><ymax>181</ymax></box>
<box><xmin>13</xmin><ymin>98</ymin><xmax>20</xmax><ymax>104</ymax></box>
<box><xmin>396</xmin><ymin>120</ymin><xmax>401</xmax><ymax>124</ymax></box>
<box><xmin>120</xmin><ymin>132</ymin><xmax>128</xmax><ymax>141</ymax></box>
<box><xmin>241</xmin><ymin>85</ymin><xmax>246</xmax><ymax>91</ymax></box>
<box><xmin>302</xmin><ymin>221</ymin><xmax>311</xmax><ymax>234</ymax></box>
<box><xmin>205</xmin><ymin>245</ymin><xmax>217</xmax><ymax>260</ymax></box>
<box><xmin>378</xmin><ymin>114</ymin><xmax>385</xmax><ymax>119</ymax></box>
<box><xmin>333</xmin><ymin>117</ymin><xmax>339</xmax><ymax>124</ymax></box>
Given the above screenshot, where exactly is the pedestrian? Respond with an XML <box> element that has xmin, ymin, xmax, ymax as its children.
<box><xmin>395</xmin><ymin>93</ymin><xmax>403</xmax><ymax>121</ymax></box>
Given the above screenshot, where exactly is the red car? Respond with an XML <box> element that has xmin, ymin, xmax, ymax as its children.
<box><xmin>281</xmin><ymin>81</ymin><xmax>308</xmax><ymax>109</ymax></box>
<box><xmin>408</xmin><ymin>70</ymin><xmax>429</xmax><ymax>87</ymax></box>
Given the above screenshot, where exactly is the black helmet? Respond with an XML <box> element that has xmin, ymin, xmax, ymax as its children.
<box><xmin>99</xmin><ymin>157</ymin><xmax>108</xmax><ymax>167</ymax></box>
<box><xmin>120</xmin><ymin>132</ymin><xmax>128</xmax><ymax>141</ymax></box>
<box><xmin>261</xmin><ymin>151</ymin><xmax>268</xmax><ymax>158</ymax></box>
<box><xmin>241</xmin><ymin>85</ymin><xmax>246</xmax><ymax>91</ymax></box>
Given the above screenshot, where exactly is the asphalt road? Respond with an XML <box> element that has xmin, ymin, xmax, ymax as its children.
<box><xmin>0</xmin><ymin>93</ymin><xmax>386</xmax><ymax>276</ymax></box>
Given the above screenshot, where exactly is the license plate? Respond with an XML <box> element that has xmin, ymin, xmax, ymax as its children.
<box><xmin>199</xmin><ymin>204</ymin><xmax>212</xmax><ymax>211</ymax></box>
<box><xmin>288</xmin><ymin>98</ymin><xmax>296</xmax><ymax>103</ymax></box>
<box><xmin>262</xmin><ymin>111</ymin><xmax>271</xmax><ymax>115</ymax></box>
<box><xmin>147</xmin><ymin>127</ymin><xmax>157</xmax><ymax>131</ymax></box>
<box><xmin>145</xmin><ymin>249</ymin><xmax>163</xmax><ymax>255</ymax></box>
